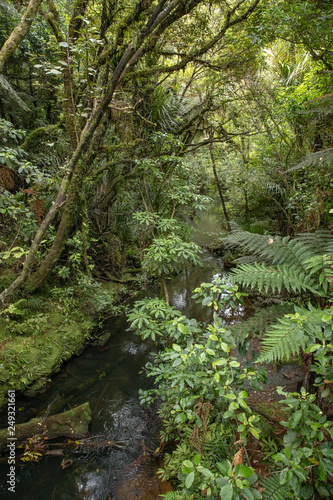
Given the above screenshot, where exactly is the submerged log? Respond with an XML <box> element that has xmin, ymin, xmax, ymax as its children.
<box><xmin>0</xmin><ymin>402</ymin><xmax>91</xmax><ymax>453</ymax></box>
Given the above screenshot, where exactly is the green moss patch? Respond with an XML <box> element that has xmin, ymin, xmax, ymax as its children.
<box><xmin>0</xmin><ymin>280</ymin><xmax>124</xmax><ymax>410</ymax></box>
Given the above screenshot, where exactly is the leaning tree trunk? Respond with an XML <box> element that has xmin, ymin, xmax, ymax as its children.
<box><xmin>0</xmin><ymin>1</ymin><xmax>197</xmax><ymax>304</ymax></box>
<box><xmin>209</xmin><ymin>143</ymin><xmax>231</xmax><ymax>232</ymax></box>
<box><xmin>0</xmin><ymin>176</ymin><xmax>69</xmax><ymax>303</ymax></box>
<box><xmin>0</xmin><ymin>0</ymin><xmax>43</xmax><ymax>73</ymax></box>
<box><xmin>161</xmin><ymin>275</ymin><xmax>170</xmax><ymax>306</ymax></box>
<box><xmin>24</xmin><ymin>190</ymin><xmax>77</xmax><ymax>292</ymax></box>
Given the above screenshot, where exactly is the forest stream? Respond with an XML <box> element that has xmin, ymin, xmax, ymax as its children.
<box><xmin>0</xmin><ymin>212</ymin><xmax>252</xmax><ymax>500</ymax></box>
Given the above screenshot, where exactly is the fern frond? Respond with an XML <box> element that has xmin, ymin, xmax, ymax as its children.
<box><xmin>258</xmin><ymin>304</ymin><xmax>326</xmax><ymax>363</ymax></box>
<box><xmin>261</xmin><ymin>476</ymin><xmax>290</xmax><ymax>500</ymax></box>
<box><xmin>263</xmin><ymin>181</ymin><xmax>286</xmax><ymax>198</ymax></box>
<box><xmin>162</xmin><ymin>492</ymin><xmax>186</xmax><ymax>500</ymax></box>
<box><xmin>258</xmin><ymin>315</ymin><xmax>310</xmax><ymax>363</ymax></box>
<box><xmin>229</xmin><ymin>303</ymin><xmax>294</xmax><ymax>342</ymax></box>
<box><xmin>225</xmin><ymin>232</ymin><xmax>313</xmax><ymax>273</ymax></box>
<box><xmin>230</xmin><ymin>263</ymin><xmax>319</xmax><ymax>295</ymax></box>
<box><xmin>287</xmin><ymin>147</ymin><xmax>333</xmax><ymax>172</ymax></box>
<box><xmin>296</xmin><ymin>231</ymin><xmax>333</xmax><ymax>256</ymax></box>
<box><xmin>225</xmin><ymin>231</ymin><xmax>333</xmax><ymax>295</ymax></box>
<box><xmin>223</xmin><ymin>231</ymin><xmax>277</xmax><ymax>257</ymax></box>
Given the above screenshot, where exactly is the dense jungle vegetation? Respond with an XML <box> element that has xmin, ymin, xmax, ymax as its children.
<box><xmin>1</xmin><ymin>0</ymin><xmax>333</xmax><ymax>498</ymax></box>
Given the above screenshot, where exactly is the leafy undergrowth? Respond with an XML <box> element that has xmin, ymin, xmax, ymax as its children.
<box><xmin>128</xmin><ymin>279</ymin><xmax>333</xmax><ymax>499</ymax></box>
<box><xmin>0</xmin><ymin>277</ymin><xmax>125</xmax><ymax>410</ymax></box>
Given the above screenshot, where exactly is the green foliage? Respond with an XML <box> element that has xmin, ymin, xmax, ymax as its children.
<box><xmin>133</xmin><ymin>211</ymin><xmax>203</xmax><ymax>289</ymax></box>
<box><xmin>231</xmin><ymin>228</ymin><xmax>330</xmax><ymax>305</ymax></box>
<box><xmin>271</xmin><ymin>387</ymin><xmax>333</xmax><ymax>498</ymax></box>
<box><xmin>0</xmin><ymin>119</ymin><xmax>25</xmax><ymax>145</ymax></box>
<box><xmin>232</xmin><ymin>262</ymin><xmax>319</xmax><ymax>295</ymax></box>
<box><xmin>192</xmin><ymin>279</ymin><xmax>248</xmax><ymax>312</ymax></box>
<box><xmin>142</xmin><ymin>234</ymin><xmax>202</xmax><ymax>278</ymax></box>
<box><xmin>225</xmin><ymin>230</ymin><xmax>333</xmax><ymax>297</ymax></box>
<box><xmin>129</xmin><ymin>281</ymin><xmax>267</xmax><ymax>499</ymax></box>
<box><xmin>260</xmin><ymin>476</ymin><xmax>289</xmax><ymax>500</ymax></box>
<box><xmin>226</xmin><ymin>229</ymin><xmax>333</xmax><ymax>412</ymax></box>
<box><xmin>228</xmin><ymin>303</ymin><xmax>294</xmax><ymax>343</ymax></box>
<box><xmin>129</xmin><ymin>268</ymin><xmax>333</xmax><ymax>499</ymax></box>
<box><xmin>50</xmin><ymin>274</ymin><xmax>123</xmax><ymax>323</ymax></box>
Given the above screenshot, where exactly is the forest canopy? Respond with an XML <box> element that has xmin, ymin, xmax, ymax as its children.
<box><xmin>0</xmin><ymin>0</ymin><xmax>332</xmax><ymax>303</ymax></box>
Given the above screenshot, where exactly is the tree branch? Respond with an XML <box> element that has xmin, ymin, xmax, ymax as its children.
<box><xmin>0</xmin><ymin>0</ymin><xmax>43</xmax><ymax>73</ymax></box>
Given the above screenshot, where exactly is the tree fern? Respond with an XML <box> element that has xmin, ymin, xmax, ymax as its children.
<box><xmin>229</xmin><ymin>303</ymin><xmax>294</xmax><ymax>343</ymax></box>
<box><xmin>162</xmin><ymin>492</ymin><xmax>188</xmax><ymax>500</ymax></box>
<box><xmin>230</xmin><ymin>262</ymin><xmax>319</xmax><ymax>295</ymax></box>
<box><xmin>223</xmin><ymin>230</ymin><xmax>333</xmax><ymax>296</ymax></box>
<box><xmin>223</xmin><ymin>230</ymin><xmax>333</xmax><ymax>364</ymax></box>
<box><xmin>225</xmin><ymin>232</ymin><xmax>312</xmax><ymax>272</ymax></box>
<box><xmin>257</xmin><ymin>314</ymin><xmax>308</xmax><ymax>362</ymax></box>
<box><xmin>260</xmin><ymin>476</ymin><xmax>290</xmax><ymax>500</ymax></box>
<box><xmin>258</xmin><ymin>305</ymin><xmax>324</xmax><ymax>363</ymax></box>
<box><xmin>287</xmin><ymin>147</ymin><xmax>333</xmax><ymax>172</ymax></box>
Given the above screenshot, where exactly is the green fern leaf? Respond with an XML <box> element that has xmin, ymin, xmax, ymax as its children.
<box><xmin>230</xmin><ymin>263</ymin><xmax>319</xmax><ymax>295</ymax></box>
<box><xmin>261</xmin><ymin>476</ymin><xmax>290</xmax><ymax>500</ymax></box>
<box><xmin>258</xmin><ymin>315</ymin><xmax>308</xmax><ymax>362</ymax></box>
<box><xmin>224</xmin><ymin>231</ymin><xmax>333</xmax><ymax>279</ymax></box>
<box><xmin>229</xmin><ymin>303</ymin><xmax>294</xmax><ymax>343</ymax></box>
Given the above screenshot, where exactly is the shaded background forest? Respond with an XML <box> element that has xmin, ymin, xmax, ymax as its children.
<box><xmin>0</xmin><ymin>0</ymin><xmax>332</xmax><ymax>297</ymax></box>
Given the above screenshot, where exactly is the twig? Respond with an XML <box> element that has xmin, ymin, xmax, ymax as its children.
<box><xmin>244</xmin><ymin>446</ymin><xmax>252</xmax><ymax>468</ymax></box>
<box><xmin>93</xmin><ymin>382</ymin><xmax>109</xmax><ymax>414</ymax></box>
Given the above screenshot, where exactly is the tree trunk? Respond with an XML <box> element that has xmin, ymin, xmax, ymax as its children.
<box><xmin>0</xmin><ymin>8</ymin><xmax>151</xmax><ymax>301</ymax></box>
<box><xmin>209</xmin><ymin>143</ymin><xmax>231</xmax><ymax>232</ymax></box>
<box><xmin>0</xmin><ymin>0</ymin><xmax>43</xmax><ymax>73</ymax></box>
<box><xmin>0</xmin><ymin>176</ymin><xmax>69</xmax><ymax>303</ymax></box>
<box><xmin>24</xmin><ymin>191</ymin><xmax>76</xmax><ymax>291</ymax></box>
<box><xmin>161</xmin><ymin>276</ymin><xmax>170</xmax><ymax>306</ymax></box>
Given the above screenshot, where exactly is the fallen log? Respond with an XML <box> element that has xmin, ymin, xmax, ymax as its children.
<box><xmin>0</xmin><ymin>402</ymin><xmax>91</xmax><ymax>453</ymax></box>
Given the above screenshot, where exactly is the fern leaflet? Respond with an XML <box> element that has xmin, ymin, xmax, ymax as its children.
<box><xmin>261</xmin><ymin>476</ymin><xmax>290</xmax><ymax>500</ymax></box>
<box><xmin>230</xmin><ymin>263</ymin><xmax>319</xmax><ymax>295</ymax></box>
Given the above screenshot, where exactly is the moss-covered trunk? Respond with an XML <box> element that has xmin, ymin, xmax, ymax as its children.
<box><xmin>0</xmin><ymin>0</ymin><xmax>43</xmax><ymax>73</ymax></box>
<box><xmin>0</xmin><ymin>176</ymin><xmax>69</xmax><ymax>303</ymax></box>
<box><xmin>24</xmin><ymin>192</ymin><xmax>76</xmax><ymax>292</ymax></box>
<box><xmin>209</xmin><ymin>143</ymin><xmax>231</xmax><ymax>232</ymax></box>
<box><xmin>0</xmin><ymin>402</ymin><xmax>91</xmax><ymax>453</ymax></box>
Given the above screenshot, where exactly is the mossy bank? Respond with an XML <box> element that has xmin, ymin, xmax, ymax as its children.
<box><xmin>0</xmin><ymin>278</ymin><xmax>125</xmax><ymax>411</ymax></box>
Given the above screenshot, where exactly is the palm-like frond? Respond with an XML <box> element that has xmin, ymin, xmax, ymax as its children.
<box><xmin>287</xmin><ymin>147</ymin><xmax>333</xmax><ymax>172</ymax></box>
<box><xmin>295</xmin><ymin>231</ymin><xmax>333</xmax><ymax>255</ymax></box>
<box><xmin>258</xmin><ymin>305</ymin><xmax>324</xmax><ymax>363</ymax></box>
<box><xmin>230</xmin><ymin>263</ymin><xmax>319</xmax><ymax>295</ymax></box>
<box><xmin>229</xmin><ymin>303</ymin><xmax>294</xmax><ymax>343</ymax></box>
<box><xmin>258</xmin><ymin>314</ymin><xmax>308</xmax><ymax>362</ymax></box>
<box><xmin>224</xmin><ymin>230</ymin><xmax>333</xmax><ymax>295</ymax></box>
<box><xmin>261</xmin><ymin>476</ymin><xmax>290</xmax><ymax>500</ymax></box>
<box><xmin>224</xmin><ymin>230</ymin><xmax>333</xmax><ymax>364</ymax></box>
<box><xmin>227</xmin><ymin>232</ymin><xmax>314</xmax><ymax>269</ymax></box>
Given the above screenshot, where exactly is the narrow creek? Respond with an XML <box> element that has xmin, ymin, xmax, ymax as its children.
<box><xmin>0</xmin><ymin>210</ymin><xmax>251</xmax><ymax>500</ymax></box>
